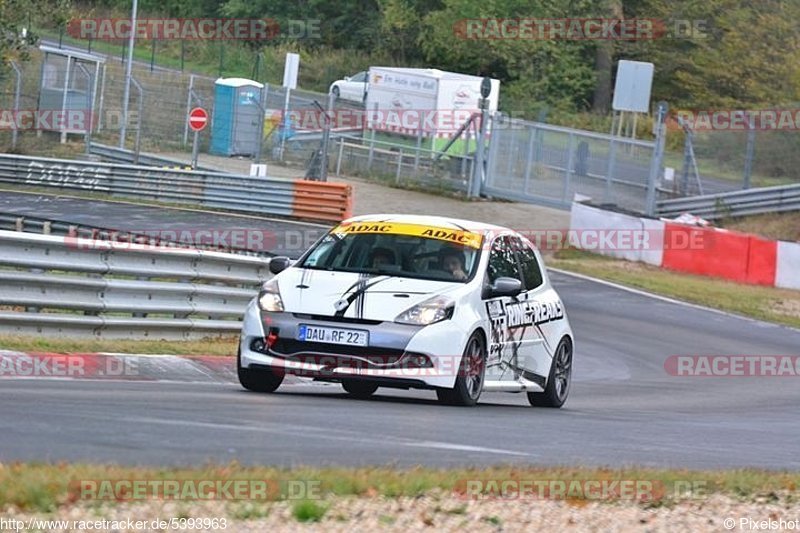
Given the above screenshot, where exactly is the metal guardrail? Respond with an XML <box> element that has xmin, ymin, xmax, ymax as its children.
<box><xmin>0</xmin><ymin>213</ymin><xmax>271</xmax><ymax>257</ymax></box>
<box><xmin>657</xmin><ymin>183</ymin><xmax>800</xmax><ymax>219</ymax></box>
<box><xmin>88</xmin><ymin>142</ymin><xmax>216</xmax><ymax>170</ymax></box>
<box><xmin>0</xmin><ymin>230</ymin><xmax>271</xmax><ymax>338</ymax></box>
<box><xmin>0</xmin><ymin>152</ymin><xmax>352</xmax><ymax>223</ymax></box>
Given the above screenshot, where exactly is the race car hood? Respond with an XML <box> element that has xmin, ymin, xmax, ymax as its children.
<box><xmin>275</xmin><ymin>267</ymin><xmax>462</xmax><ymax>321</ymax></box>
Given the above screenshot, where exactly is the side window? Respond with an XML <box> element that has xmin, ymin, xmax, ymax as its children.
<box><xmin>512</xmin><ymin>237</ymin><xmax>544</xmax><ymax>290</ymax></box>
<box><xmin>351</xmin><ymin>72</ymin><xmax>367</xmax><ymax>82</ymax></box>
<box><xmin>487</xmin><ymin>236</ymin><xmax>521</xmax><ymax>284</ymax></box>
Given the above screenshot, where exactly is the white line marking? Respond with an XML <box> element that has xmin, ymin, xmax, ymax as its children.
<box><xmin>125</xmin><ymin>416</ymin><xmax>534</xmax><ymax>458</ymax></box>
<box><xmin>547</xmin><ymin>267</ymin><xmax>800</xmax><ymax>332</ymax></box>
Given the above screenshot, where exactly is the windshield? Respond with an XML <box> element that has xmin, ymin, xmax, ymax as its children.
<box><xmin>298</xmin><ymin>223</ymin><xmax>483</xmax><ymax>282</ymax></box>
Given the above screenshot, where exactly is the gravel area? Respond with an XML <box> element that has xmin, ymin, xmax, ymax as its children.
<box><xmin>4</xmin><ymin>492</ymin><xmax>798</xmax><ymax>532</ymax></box>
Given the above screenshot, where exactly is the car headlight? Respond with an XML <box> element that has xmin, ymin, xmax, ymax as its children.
<box><xmin>395</xmin><ymin>295</ymin><xmax>454</xmax><ymax>326</ymax></box>
<box><xmin>257</xmin><ymin>278</ymin><xmax>284</xmax><ymax>312</ymax></box>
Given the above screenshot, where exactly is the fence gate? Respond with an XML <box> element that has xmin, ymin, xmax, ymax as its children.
<box><xmin>483</xmin><ymin>114</ymin><xmax>659</xmax><ymax>214</ymax></box>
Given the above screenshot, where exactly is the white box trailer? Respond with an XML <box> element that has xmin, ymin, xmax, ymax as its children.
<box><xmin>365</xmin><ymin>67</ymin><xmax>500</xmax><ymax>146</ymax></box>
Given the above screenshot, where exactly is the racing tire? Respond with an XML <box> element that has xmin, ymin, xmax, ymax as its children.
<box><xmin>332</xmin><ymin>86</ymin><xmax>340</xmax><ymax>100</ymax></box>
<box><xmin>341</xmin><ymin>380</ymin><xmax>379</xmax><ymax>399</ymax></box>
<box><xmin>528</xmin><ymin>337</ymin><xmax>572</xmax><ymax>408</ymax></box>
<box><xmin>237</xmin><ymin>349</ymin><xmax>283</xmax><ymax>393</ymax></box>
<box><xmin>436</xmin><ymin>332</ymin><xmax>486</xmax><ymax>407</ymax></box>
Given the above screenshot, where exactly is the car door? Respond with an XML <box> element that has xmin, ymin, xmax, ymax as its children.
<box><xmin>508</xmin><ymin>236</ymin><xmax>554</xmax><ymax>383</ymax></box>
<box><xmin>344</xmin><ymin>71</ymin><xmax>367</xmax><ymax>101</ymax></box>
<box><xmin>482</xmin><ymin>235</ymin><xmax>542</xmax><ymax>382</ymax></box>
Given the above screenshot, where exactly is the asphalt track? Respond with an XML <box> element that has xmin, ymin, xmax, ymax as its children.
<box><xmin>0</xmin><ymin>191</ymin><xmax>327</xmax><ymax>257</ymax></box>
<box><xmin>1</xmin><ymin>271</ymin><xmax>799</xmax><ymax>468</ymax></box>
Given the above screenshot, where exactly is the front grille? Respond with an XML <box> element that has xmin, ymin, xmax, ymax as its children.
<box><xmin>271</xmin><ymin>338</ymin><xmax>405</xmax><ymax>365</ymax></box>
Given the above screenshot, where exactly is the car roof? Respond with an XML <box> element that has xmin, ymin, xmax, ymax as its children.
<box><xmin>340</xmin><ymin>214</ymin><xmax>511</xmax><ymax>234</ymax></box>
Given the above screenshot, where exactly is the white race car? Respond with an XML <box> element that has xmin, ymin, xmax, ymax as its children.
<box><xmin>238</xmin><ymin>214</ymin><xmax>574</xmax><ymax>407</ymax></box>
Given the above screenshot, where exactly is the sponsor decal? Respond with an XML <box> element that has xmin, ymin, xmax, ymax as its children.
<box><xmin>490</xmin><ymin>299</ymin><xmax>565</xmax><ymax>329</ymax></box>
<box><xmin>331</xmin><ymin>222</ymin><xmax>483</xmax><ymax>249</ymax></box>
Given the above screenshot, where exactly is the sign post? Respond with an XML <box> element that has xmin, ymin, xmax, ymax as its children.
<box><xmin>188</xmin><ymin>107</ymin><xmax>208</xmax><ymax>169</ymax></box>
<box><xmin>278</xmin><ymin>53</ymin><xmax>300</xmax><ymax>161</ymax></box>
<box><xmin>470</xmin><ymin>76</ymin><xmax>493</xmax><ymax>198</ymax></box>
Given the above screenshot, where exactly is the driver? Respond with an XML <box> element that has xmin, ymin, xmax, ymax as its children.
<box><xmin>369</xmin><ymin>247</ymin><xmax>396</xmax><ymax>268</ymax></box>
<box><xmin>440</xmin><ymin>249</ymin><xmax>468</xmax><ymax>280</ymax></box>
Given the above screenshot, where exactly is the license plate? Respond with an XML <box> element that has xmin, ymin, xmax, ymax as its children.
<box><xmin>297</xmin><ymin>324</ymin><xmax>369</xmax><ymax>347</ymax></box>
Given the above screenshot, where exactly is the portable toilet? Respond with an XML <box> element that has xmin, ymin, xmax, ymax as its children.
<box><xmin>210</xmin><ymin>78</ymin><xmax>264</xmax><ymax>156</ymax></box>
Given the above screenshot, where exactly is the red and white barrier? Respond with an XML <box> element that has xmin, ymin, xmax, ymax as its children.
<box><xmin>776</xmin><ymin>241</ymin><xmax>800</xmax><ymax>290</ymax></box>
<box><xmin>569</xmin><ymin>201</ymin><xmax>798</xmax><ymax>290</ymax></box>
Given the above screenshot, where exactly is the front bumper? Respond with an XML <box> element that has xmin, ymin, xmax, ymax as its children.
<box><xmin>239</xmin><ymin>300</ymin><xmax>469</xmax><ymax>389</ymax></box>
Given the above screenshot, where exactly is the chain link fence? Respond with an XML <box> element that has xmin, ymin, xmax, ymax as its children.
<box><xmin>673</xmin><ymin>129</ymin><xmax>800</xmax><ymax>197</ymax></box>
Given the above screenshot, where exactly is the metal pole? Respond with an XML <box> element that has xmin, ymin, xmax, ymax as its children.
<box><xmin>10</xmin><ymin>62</ymin><xmax>21</xmax><ymax>150</ymax></box>
<box><xmin>77</xmin><ymin>64</ymin><xmax>93</xmax><ymax>155</ymax></box>
<box><xmin>336</xmin><ymin>137</ymin><xmax>344</xmax><ymax>176</ymax></box>
<box><xmin>484</xmin><ymin>112</ymin><xmax>500</xmax><ymax>189</ymax></box>
<box><xmin>743</xmin><ymin>113</ymin><xmax>756</xmax><ymax>190</ymax></box>
<box><xmin>119</xmin><ymin>0</ymin><xmax>138</xmax><ymax>148</ymax></box>
<box><xmin>461</xmin><ymin>121</ymin><xmax>473</xmax><ymax>178</ymax></box>
<box><xmin>60</xmin><ymin>56</ymin><xmax>72</xmax><ymax>144</ymax></box>
<box><xmin>131</xmin><ymin>77</ymin><xmax>143</xmax><ymax>165</ymax></box>
<box><xmin>252</xmin><ymin>87</ymin><xmax>267</xmax><ymax>165</ymax></box>
<box><xmin>396</xmin><ymin>149</ymin><xmax>403</xmax><ymax>184</ymax></box>
<box><xmin>523</xmin><ymin>125</ymin><xmax>535</xmax><ymax>194</ymax></box>
<box><xmin>563</xmin><ymin>133</ymin><xmax>576</xmax><ymax>203</ymax></box>
<box><xmin>319</xmin><ymin>91</ymin><xmax>335</xmax><ymax>182</ymax></box>
<box><xmin>470</xmin><ymin>99</ymin><xmax>489</xmax><ymax>198</ymax></box>
<box><xmin>183</xmin><ymin>74</ymin><xmax>194</xmax><ymax>146</ymax></box>
<box><xmin>604</xmin><ymin>139</ymin><xmax>617</xmax><ymax>203</ymax></box>
<box><xmin>278</xmin><ymin>87</ymin><xmax>291</xmax><ymax>161</ymax></box>
<box><xmin>97</xmin><ymin>64</ymin><xmax>107</xmax><ymax>133</ymax></box>
<box><xmin>150</xmin><ymin>38</ymin><xmax>156</xmax><ymax>72</ymax></box>
<box><xmin>680</xmin><ymin>122</ymin><xmax>692</xmax><ymax>195</ymax></box>
<box><xmin>367</xmin><ymin>103</ymin><xmax>377</xmax><ymax>170</ymax></box>
<box><xmin>414</xmin><ymin>127</ymin><xmax>422</xmax><ymax>172</ymax></box>
<box><xmin>191</xmin><ymin>131</ymin><xmax>200</xmax><ymax>169</ymax></box>
<box><xmin>645</xmin><ymin>102</ymin><xmax>669</xmax><ymax>217</ymax></box>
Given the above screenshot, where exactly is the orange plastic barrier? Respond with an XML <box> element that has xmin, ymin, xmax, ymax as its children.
<box><xmin>292</xmin><ymin>180</ymin><xmax>353</xmax><ymax>223</ymax></box>
<box><xmin>662</xmin><ymin>224</ymin><xmax>777</xmax><ymax>285</ymax></box>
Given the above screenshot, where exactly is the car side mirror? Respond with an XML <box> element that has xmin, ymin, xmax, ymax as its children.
<box><xmin>490</xmin><ymin>277</ymin><xmax>523</xmax><ymax>298</ymax></box>
<box><xmin>269</xmin><ymin>256</ymin><xmax>292</xmax><ymax>275</ymax></box>
<box><xmin>344</xmin><ymin>76</ymin><xmax>351</xmax><ymax>81</ymax></box>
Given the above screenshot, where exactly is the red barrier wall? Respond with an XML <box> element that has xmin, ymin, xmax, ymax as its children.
<box><xmin>745</xmin><ymin>235</ymin><xmax>778</xmax><ymax>286</ymax></box>
<box><xmin>662</xmin><ymin>224</ymin><xmax>776</xmax><ymax>285</ymax></box>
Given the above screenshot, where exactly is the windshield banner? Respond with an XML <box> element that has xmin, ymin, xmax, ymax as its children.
<box><xmin>331</xmin><ymin>222</ymin><xmax>483</xmax><ymax>249</ymax></box>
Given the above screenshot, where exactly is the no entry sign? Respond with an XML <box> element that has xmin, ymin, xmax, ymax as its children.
<box><xmin>188</xmin><ymin>107</ymin><xmax>208</xmax><ymax>132</ymax></box>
